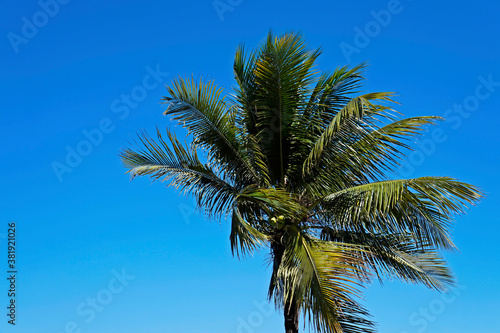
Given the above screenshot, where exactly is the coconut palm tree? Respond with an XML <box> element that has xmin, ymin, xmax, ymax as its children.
<box><xmin>120</xmin><ymin>32</ymin><xmax>482</xmax><ymax>333</ymax></box>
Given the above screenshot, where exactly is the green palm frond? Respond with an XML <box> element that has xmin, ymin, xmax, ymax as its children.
<box><xmin>120</xmin><ymin>128</ymin><xmax>236</xmax><ymax>218</ymax></box>
<box><xmin>230</xmin><ymin>206</ymin><xmax>270</xmax><ymax>258</ymax></box>
<box><xmin>338</xmin><ymin>116</ymin><xmax>441</xmax><ymax>177</ymax></box>
<box><xmin>302</xmin><ymin>92</ymin><xmax>397</xmax><ymax>177</ymax></box>
<box><xmin>303</xmin><ymin>95</ymin><xmax>367</xmax><ymax>176</ymax></box>
<box><xmin>303</xmin><ymin>116</ymin><xmax>442</xmax><ymax>195</ymax></box>
<box><xmin>286</xmin><ymin>64</ymin><xmax>368</xmax><ymax>185</ymax></box>
<box><xmin>303</xmin><ymin>63</ymin><xmax>367</xmax><ymax>133</ymax></box>
<box><xmin>275</xmin><ymin>227</ymin><xmax>375</xmax><ymax>333</ymax></box>
<box><xmin>251</xmin><ymin>32</ymin><xmax>321</xmax><ymax>184</ymax></box>
<box><xmin>241</xmin><ymin>133</ymin><xmax>272</xmax><ymax>186</ymax></box>
<box><xmin>233</xmin><ymin>44</ymin><xmax>259</xmax><ymax>135</ymax></box>
<box><xmin>321</xmin><ymin>230</ymin><xmax>454</xmax><ymax>291</ymax></box>
<box><xmin>235</xmin><ymin>185</ymin><xmax>305</xmax><ymax>218</ymax></box>
<box><xmin>162</xmin><ymin>76</ymin><xmax>261</xmax><ymax>186</ymax></box>
<box><xmin>321</xmin><ymin>177</ymin><xmax>482</xmax><ymax>249</ymax></box>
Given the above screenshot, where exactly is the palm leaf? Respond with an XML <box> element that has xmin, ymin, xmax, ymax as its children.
<box><xmin>120</xmin><ymin>128</ymin><xmax>236</xmax><ymax>218</ymax></box>
<box><xmin>230</xmin><ymin>206</ymin><xmax>270</xmax><ymax>258</ymax></box>
<box><xmin>302</xmin><ymin>92</ymin><xmax>397</xmax><ymax>177</ymax></box>
<box><xmin>162</xmin><ymin>76</ymin><xmax>261</xmax><ymax>186</ymax></box>
<box><xmin>275</xmin><ymin>227</ymin><xmax>375</xmax><ymax>333</ymax></box>
<box><xmin>251</xmin><ymin>32</ymin><xmax>321</xmax><ymax>184</ymax></box>
<box><xmin>321</xmin><ymin>177</ymin><xmax>482</xmax><ymax>249</ymax></box>
<box><xmin>321</xmin><ymin>229</ymin><xmax>455</xmax><ymax>291</ymax></box>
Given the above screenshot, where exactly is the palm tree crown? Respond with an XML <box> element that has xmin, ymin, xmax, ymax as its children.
<box><xmin>120</xmin><ymin>32</ymin><xmax>482</xmax><ymax>333</ymax></box>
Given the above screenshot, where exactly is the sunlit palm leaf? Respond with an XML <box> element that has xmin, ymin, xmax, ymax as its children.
<box><xmin>230</xmin><ymin>206</ymin><xmax>270</xmax><ymax>258</ymax></box>
<box><xmin>275</xmin><ymin>227</ymin><xmax>375</xmax><ymax>333</ymax></box>
<box><xmin>321</xmin><ymin>177</ymin><xmax>482</xmax><ymax>249</ymax></box>
<box><xmin>162</xmin><ymin>77</ymin><xmax>261</xmax><ymax>186</ymax></box>
<box><xmin>321</xmin><ymin>229</ymin><xmax>455</xmax><ymax>291</ymax></box>
<box><xmin>120</xmin><ymin>128</ymin><xmax>236</xmax><ymax>218</ymax></box>
<box><xmin>302</xmin><ymin>92</ymin><xmax>397</xmax><ymax>177</ymax></box>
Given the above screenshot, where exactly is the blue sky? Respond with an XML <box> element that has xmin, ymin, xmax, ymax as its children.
<box><xmin>1</xmin><ymin>0</ymin><xmax>499</xmax><ymax>332</ymax></box>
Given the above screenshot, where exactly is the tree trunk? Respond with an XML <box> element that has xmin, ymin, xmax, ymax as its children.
<box><xmin>284</xmin><ymin>298</ymin><xmax>299</xmax><ymax>333</ymax></box>
<box><xmin>272</xmin><ymin>239</ymin><xmax>300</xmax><ymax>333</ymax></box>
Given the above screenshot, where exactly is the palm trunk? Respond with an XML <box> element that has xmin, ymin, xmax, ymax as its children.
<box><xmin>284</xmin><ymin>298</ymin><xmax>299</xmax><ymax>333</ymax></box>
<box><xmin>272</xmin><ymin>239</ymin><xmax>300</xmax><ymax>333</ymax></box>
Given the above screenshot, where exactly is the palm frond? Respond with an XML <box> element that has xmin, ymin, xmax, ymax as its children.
<box><xmin>286</xmin><ymin>64</ymin><xmax>368</xmax><ymax>186</ymax></box>
<box><xmin>162</xmin><ymin>76</ymin><xmax>261</xmax><ymax>186</ymax></box>
<box><xmin>274</xmin><ymin>227</ymin><xmax>375</xmax><ymax>333</ymax></box>
<box><xmin>321</xmin><ymin>229</ymin><xmax>455</xmax><ymax>291</ymax></box>
<box><xmin>235</xmin><ymin>185</ymin><xmax>306</xmax><ymax>218</ymax></box>
<box><xmin>303</xmin><ymin>63</ymin><xmax>367</xmax><ymax>131</ymax></box>
<box><xmin>303</xmin><ymin>116</ymin><xmax>443</xmax><ymax>196</ymax></box>
<box><xmin>251</xmin><ymin>32</ymin><xmax>321</xmax><ymax>184</ymax></box>
<box><xmin>321</xmin><ymin>177</ymin><xmax>482</xmax><ymax>249</ymax></box>
<box><xmin>233</xmin><ymin>44</ymin><xmax>259</xmax><ymax>135</ymax></box>
<box><xmin>120</xmin><ymin>128</ymin><xmax>236</xmax><ymax>218</ymax></box>
<box><xmin>302</xmin><ymin>92</ymin><xmax>397</xmax><ymax>177</ymax></box>
<box><xmin>230</xmin><ymin>206</ymin><xmax>270</xmax><ymax>258</ymax></box>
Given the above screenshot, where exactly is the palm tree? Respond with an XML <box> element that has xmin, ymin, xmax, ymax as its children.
<box><xmin>120</xmin><ymin>32</ymin><xmax>482</xmax><ymax>333</ymax></box>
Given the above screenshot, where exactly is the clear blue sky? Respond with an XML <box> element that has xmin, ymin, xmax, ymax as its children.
<box><xmin>1</xmin><ymin>0</ymin><xmax>499</xmax><ymax>332</ymax></box>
